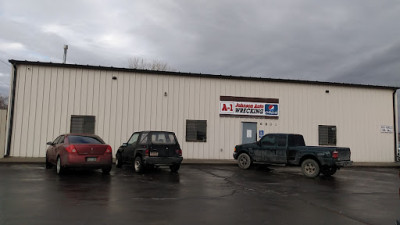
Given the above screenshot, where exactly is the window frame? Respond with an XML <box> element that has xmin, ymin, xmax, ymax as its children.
<box><xmin>185</xmin><ymin>120</ymin><xmax>207</xmax><ymax>142</ymax></box>
<box><xmin>70</xmin><ymin>115</ymin><xmax>96</xmax><ymax>134</ymax></box>
<box><xmin>318</xmin><ymin>125</ymin><xmax>337</xmax><ymax>146</ymax></box>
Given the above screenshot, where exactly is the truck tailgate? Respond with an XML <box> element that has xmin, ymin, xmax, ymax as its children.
<box><xmin>336</xmin><ymin>147</ymin><xmax>351</xmax><ymax>161</ymax></box>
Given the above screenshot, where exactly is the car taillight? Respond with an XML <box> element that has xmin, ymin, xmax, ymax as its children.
<box><xmin>145</xmin><ymin>149</ymin><xmax>149</xmax><ymax>156</ymax></box>
<box><xmin>176</xmin><ymin>149</ymin><xmax>182</xmax><ymax>156</ymax></box>
<box><xmin>332</xmin><ymin>151</ymin><xmax>338</xmax><ymax>159</ymax></box>
<box><xmin>234</xmin><ymin>147</ymin><xmax>236</xmax><ymax>152</ymax></box>
<box><xmin>105</xmin><ymin>145</ymin><xmax>112</xmax><ymax>154</ymax></box>
<box><xmin>65</xmin><ymin>144</ymin><xmax>77</xmax><ymax>153</ymax></box>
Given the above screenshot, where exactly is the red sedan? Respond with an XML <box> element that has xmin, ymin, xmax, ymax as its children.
<box><xmin>45</xmin><ymin>134</ymin><xmax>112</xmax><ymax>175</ymax></box>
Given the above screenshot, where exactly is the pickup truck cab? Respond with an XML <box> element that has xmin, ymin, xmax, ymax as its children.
<box><xmin>233</xmin><ymin>133</ymin><xmax>352</xmax><ymax>178</ymax></box>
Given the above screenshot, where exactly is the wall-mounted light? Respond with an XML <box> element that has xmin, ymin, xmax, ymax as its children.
<box><xmin>325</xmin><ymin>90</ymin><xmax>329</xmax><ymax>93</ymax></box>
<box><xmin>164</xmin><ymin>92</ymin><xmax>168</xmax><ymax>96</ymax></box>
<box><xmin>112</xmin><ymin>76</ymin><xmax>117</xmax><ymax>80</ymax></box>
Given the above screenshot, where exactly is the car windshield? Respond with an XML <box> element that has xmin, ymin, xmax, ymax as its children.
<box><xmin>150</xmin><ymin>132</ymin><xmax>177</xmax><ymax>145</ymax></box>
<box><xmin>68</xmin><ymin>135</ymin><xmax>104</xmax><ymax>144</ymax></box>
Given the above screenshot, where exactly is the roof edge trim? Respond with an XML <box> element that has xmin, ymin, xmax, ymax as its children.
<box><xmin>8</xmin><ymin>59</ymin><xmax>399</xmax><ymax>90</ymax></box>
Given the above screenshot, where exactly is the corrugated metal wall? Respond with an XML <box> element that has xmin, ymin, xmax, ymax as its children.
<box><xmin>8</xmin><ymin>64</ymin><xmax>397</xmax><ymax>162</ymax></box>
<box><xmin>0</xmin><ymin>109</ymin><xmax>7</xmax><ymax>158</ymax></box>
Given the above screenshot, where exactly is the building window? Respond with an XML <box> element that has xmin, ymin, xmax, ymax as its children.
<box><xmin>186</xmin><ymin>120</ymin><xmax>207</xmax><ymax>142</ymax></box>
<box><xmin>319</xmin><ymin>125</ymin><xmax>336</xmax><ymax>146</ymax></box>
<box><xmin>70</xmin><ymin>115</ymin><xmax>95</xmax><ymax>134</ymax></box>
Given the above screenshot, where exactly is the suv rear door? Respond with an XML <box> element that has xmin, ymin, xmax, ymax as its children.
<box><xmin>148</xmin><ymin>132</ymin><xmax>179</xmax><ymax>157</ymax></box>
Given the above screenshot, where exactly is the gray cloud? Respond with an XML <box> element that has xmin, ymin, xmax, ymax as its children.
<box><xmin>0</xmin><ymin>0</ymin><xmax>399</xmax><ymax>88</ymax></box>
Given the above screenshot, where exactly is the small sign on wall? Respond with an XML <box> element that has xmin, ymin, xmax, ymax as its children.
<box><xmin>259</xmin><ymin>130</ymin><xmax>264</xmax><ymax>138</ymax></box>
<box><xmin>380</xmin><ymin>125</ymin><xmax>393</xmax><ymax>133</ymax></box>
<box><xmin>247</xmin><ymin>130</ymin><xmax>252</xmax><ymax>138</ymax></box>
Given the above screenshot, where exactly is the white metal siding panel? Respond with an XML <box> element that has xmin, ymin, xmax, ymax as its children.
<box><xmin>0</xmin><ymin>110</ymin><xmax>7</xmax><ymax>158</ymax></box>
<box><xmin>8</xmin><ymin>64</ymin><xmax>396</xmax><ymax>162</ymax></box>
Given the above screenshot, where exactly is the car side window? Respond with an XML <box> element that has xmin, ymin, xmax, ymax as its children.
<box><xmin>276</xmin><ymin>135</ymin><xmax>286</xmax><ymax>147</ymax></box>
<box><xmin>139</xmin><ymin>133</ymin><xmax>148</xmax><ymax>145</ymax></box>
<box><xmin>53</xmin><ymin>136</ymin><xmax>61</xmax><ymax>145</ymax></box>
<box><xmin>128</xmin><ymin>133</ymin><xmax>140</xmax><ymax>145</ymax></box>
<box><xmin>261</xmin><ymin>135</ymin><xmax>276</xmax><ymax>146</ymax></box>
<box><xmin>58</xmin><ymin>135</ymin><xmax>65</xmax><ymax>144</ymax></box>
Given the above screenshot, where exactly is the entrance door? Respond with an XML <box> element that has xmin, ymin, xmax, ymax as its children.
<box><xmin>242</xmin><ymin>122</ymin><xmax>257</xmax><ymax>144</ymax></box>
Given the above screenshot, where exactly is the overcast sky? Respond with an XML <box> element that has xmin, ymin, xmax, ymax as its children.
<box><xmin>0</xmin><ymin>0</ymin><xmax>399</xmax><ymax>97</ymax></box>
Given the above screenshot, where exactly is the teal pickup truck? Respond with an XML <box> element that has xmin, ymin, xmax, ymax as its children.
<box><xmin>233</xmin><ymin>133</ymin><xmax>352</xmax><ymax>178</ymax></box>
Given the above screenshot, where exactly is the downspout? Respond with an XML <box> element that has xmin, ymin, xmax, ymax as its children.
<box><xmin>5</xmin><ymin>63</ymin><xmax>17</xmax><ymax>157</ymax></box>
<box><xmin>393</xmin><ymin>89</ymin><xmax>398</xmax><ymax>161</ymax></box>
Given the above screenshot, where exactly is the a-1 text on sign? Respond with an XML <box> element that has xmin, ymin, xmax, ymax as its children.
<box><xmin>220</xmin><ymin>101</ymin><xmax>279</xmax><ymax>117</ymax></box>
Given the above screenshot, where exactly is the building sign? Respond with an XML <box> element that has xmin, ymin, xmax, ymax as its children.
<box><xmin>220</xmin><ymin>101</ymin><xmax>279</xmax><ymax>117</ymax></box>
<box><xmin>219</xmin><ymin>96</ymin><xmax>279</xmax><ymax>119</ymax></box>
<box><xmin>265</xmin><ymin>104</ymin><xmax>279</xmax><ymax>116</ymax></box>
<box><xmin>259</xmin><ymin>130</ymin><xmax>264</xmax><ymax>138</ymax></box>
<box><xmin>380</xmin><ymin>125</ymin><xmax>393</xmax><ymax>133</ymax></box>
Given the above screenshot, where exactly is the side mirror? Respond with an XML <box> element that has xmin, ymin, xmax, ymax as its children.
<box><xmin>121</xmin><ymin>143</ymin><xmax>128</xmax><ymax>147</ymax></box>
<box><xmin>46</xmin><ymin>141</ymin><xmax>54</xmax><ymax>146</ymax></box>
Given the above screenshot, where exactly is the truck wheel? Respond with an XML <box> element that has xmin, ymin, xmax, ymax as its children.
<box><xmin>238</xmin><ymin>153</ymin><xmax>252</xmax><ymax>169</ymax></box>
<box><xmin>301</xmin><ymin>159</ymin><xmax>320</xmax><ymax>178</ymax></box>
<box><xmin>134</xmin><ymin>156</ymin><xmax>144</xmax><ymax>173</ymax></box>
<box><xmin>321</xmin><ymin>167</ymin><xmax>337</xmax><ymax>176</ymax></box>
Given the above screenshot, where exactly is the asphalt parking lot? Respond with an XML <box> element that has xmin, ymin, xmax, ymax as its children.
<box><xmin>0</xmin><ymin>164</ymin><xmax>399</xmax><ymax>225</ymax></box>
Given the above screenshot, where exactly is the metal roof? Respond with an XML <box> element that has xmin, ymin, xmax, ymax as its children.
<box><xmin>9</xmin><ymin>59</ymin><xmax>399</xmax><ymax>90</ymax></box>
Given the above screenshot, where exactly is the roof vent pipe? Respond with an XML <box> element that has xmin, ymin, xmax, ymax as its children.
<box><xmin>63</xmin><ymin>45</ymin><xmax>68</xmax><ymax>63</ymax></box>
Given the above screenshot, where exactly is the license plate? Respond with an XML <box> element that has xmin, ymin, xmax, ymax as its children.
<box><xmin>150</xmin><ymin>151</ymin><xmax>158</xmax><ymax>157</ymax></box>
<box><xmin>86</xmin><ymin>157</ymin><xmax>97</xmax><ymax>162</ymax></box>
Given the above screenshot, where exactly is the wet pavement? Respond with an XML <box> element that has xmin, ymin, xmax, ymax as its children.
<box><xmin>0</xmin><ymin>164</ymin><xmax>399</xmax><ymax>225</ymax></box>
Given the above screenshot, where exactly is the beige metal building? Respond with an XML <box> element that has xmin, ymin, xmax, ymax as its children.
<box><xmin>5</xmin><ymin>60</ymin><xmax>399</xmax><ymax>162</ymax></box>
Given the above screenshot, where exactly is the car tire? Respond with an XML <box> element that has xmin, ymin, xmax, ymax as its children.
<box><xmin>238</xmin><ymin>153</ymin><xmax>252</xmax><ymax>170</ymax></box>
<box><xmin>321</xmin><ymin>166</ymin><xmax>337</xmax><ymax>177</ymax></box>
<box><xmin>45</xmin><ymin>154</ymin><xmax>53</xmax><ymax>169</ymax></box>
<box><xmin>115</xmin><ymin>154</ymin><xmax>123</xmax><ymax>168</ymax></box>
<box><xmin>170</xmin><ymin>164</ymin><xmax>180</xmax><ymax>172</ymax></box>
<box><xmin>301</xmin><ymin>159</ymin><xmax>320</xmax><ymax>178</ymax></box>
<box><xmin>134</xmin><ymin>156</ymin><xmax>144</xmax><ymax>173</ymax></box>
<box><xmin>102</xmin><ymin>166</ymin><xmax>112</xmax><ymax>174</ymax></box>
<box><xmin>56</xmin><ymin>156</ymin><xmax>65</xmax><ymax>175</ymax></box>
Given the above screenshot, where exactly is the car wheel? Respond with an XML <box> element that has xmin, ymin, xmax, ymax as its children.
<box><xmin>321</xmin><ymin>166</ymin><xmax>337</xmax><ymax>177</ymax></box>
<box><xmin>45</xmin><ymin>154</ymin><xmax>53</xmax><ymax>169</ymax></box>
<box><xmin>301</xmin><ymin>159</ymin><xmax>320</xmax><ymax>178</ymax></box>
<box><xmin>102</xmin><ymin>166</ymin><xmax>112</xmax><ymax>174</ymax></box>
<box><xmin>170</xmin><ymin>164</ymin><xmax>180</xmax><ymax>172</ymax></box>
<box><xmin>115</xmin><ymin>154</ymin><xmax>123</xmax><ymax>168</ymax></box>
<box><xmin>56</xmin><ymin>157</ymin><xmax>65</xmax><ymax>175</ymax></box>
<box><xmin>238</xmin><ymin>153</ymin><xmax>252</xmax><ymax>169</ymax></box>
<box><xmin>134</xmin><ymin>156</ymin><xmax>144</xmax><ymax>173</ymax></box>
